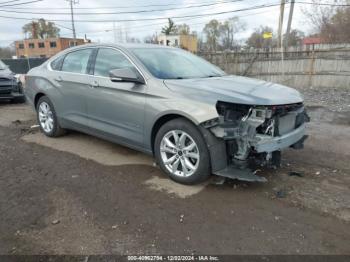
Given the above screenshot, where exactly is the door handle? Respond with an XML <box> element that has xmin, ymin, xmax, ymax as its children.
<box><xmin>54</xmin><ymin>76</ymin><xmax>63</xmax><ymax>82</ymax></box>
<box><xmin>90</xmin><ymin>80</ymin><xmax>99</xmax><ymax>88</ymax></box>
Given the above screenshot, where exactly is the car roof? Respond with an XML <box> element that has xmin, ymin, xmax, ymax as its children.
<box><xmin>68</xmin><ymin>43</ymin><xmax>172</xmax><ymax>51</ymax></box>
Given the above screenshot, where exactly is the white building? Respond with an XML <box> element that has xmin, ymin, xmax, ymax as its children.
<box><xmin>157</xmin><ymin>34</ymin><xmax>198</xmax><ymax>53</ymax></box>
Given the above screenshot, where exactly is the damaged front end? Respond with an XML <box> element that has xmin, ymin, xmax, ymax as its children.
<box><xmin>200</xmin><ymin>101</ymin><xmax>310</xmax><ymax>182</ymax></box>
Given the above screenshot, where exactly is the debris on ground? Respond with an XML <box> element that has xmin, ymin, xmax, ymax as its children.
<box><xmin>12</xmin><ymin>120</ymin><xmax>21</xmax><ymax>125</ymax></box>
<box><xmin>211</xmin><ymin>176</ymin><xmax>226</xmax><ymax>185</ymax></box>
<box><xmin>179</xmin><ymin>214</ymin><xmax>184</xmax><ymax>223</ymax></box>
<box><xmin>275</xmin><ymin>190</ymin><xmax>287</xmax><ymax>198</ymax></box>
<box><xmin>315</xmin><ymin>171</ymin><xmax>321</xmax><ymax>175</ymax></box>
<box><xmin>289</xmin><ymin>171</ymin><xmax>305</xmax><ymax>178</ymax></box>
<box><xmin>51</xmin><ymin>219</ymin><xmax>60</xmax><ymax>225</ymax></box>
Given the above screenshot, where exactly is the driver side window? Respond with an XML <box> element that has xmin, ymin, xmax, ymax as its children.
<box><xmin>94</xmin><ymin>48</ymin><xmax>134</xmax><ymax>77</ymax></box>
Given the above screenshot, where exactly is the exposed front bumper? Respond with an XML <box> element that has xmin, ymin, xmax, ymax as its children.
<box><xmin>253</xmin><ymin>124</ymin><xmax>307</xmax><ymax>153</ymax></box>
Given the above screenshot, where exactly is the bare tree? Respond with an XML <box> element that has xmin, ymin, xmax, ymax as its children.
<box><xmin>327</xmin><ymin>6</ymin><xmax>350</xmax><ymax>42</ymax></box>
<box><xmin>283</xmin><ymin>29</ymin><xmax>305</xmax><ymax>47</ymax></box>
<box><xmin>176</xmin><ymin>24</ymin><xmax>191</xmax><ymax>35</ymax></box>
<box><xmin>302</xmin><ymin>0</ymin><xmax>350</xmax><ymax>43</ymax></box>
<box><xmin>219</xmin><ymin>17</ymin><xmax>246</xmax><ymax>50</ymax></box>
<box><xmin>203</xmin><ymin>19</ymin><xmax>221</xmax><ymax>51</ymax></box>
<box><xmin>0</xmin><ymin>46</ymin><xmax>15</xmax><ymax>59</ymax></box>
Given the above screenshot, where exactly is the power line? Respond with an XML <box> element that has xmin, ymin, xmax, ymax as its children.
<box><xmin>0</xmin><ymin>6</ymin><xmax>280</xmax><ymax>43</ymax></box>
<box><xmin>62</xmin><ymin>6</ymin><xmax>279</xmax><ymax>38</ymax></box>
<box><xmin>296</xmin><ymin>1</ymin><xmax>350</xmax><ymax>7</ymax></box>
<box><xmin>55</xmin><ymin>22</ymin><xmax>72</xmax><ymax>31</ymax></box>
<box><xmin>0</xmin><ymin>0</ymin><xmax>22</xmax><ymax>4</ymax></box>
<box><xmin>2</xmin><ymin>1</ymin><xmax>347</xmax><ymax>24</ymax></box>
<box><xmin>0</xmin><ymin>0</ymin><xmax>248</xmax><ymax>10</ymax></box>
<box><xmin>0</xmin><ymin>0</ymin><xmax>43</xmax><ymax>7</ymax></box>
<box><xmin>2</xmin><ymin>0</ymin><xmax>349</xmax><ymax>10</ymax></box>
<box><xmin>0</xmin><ymin>4</ymin><xmax>278</xmax><ymax>41</ymax></box>
<box><xmin>0</xmin><ymin>2</ymin><xmax>283</xmax><ymax>22</ymax></box>
<box><xmin>0</xmin><ymin>0</ymin><xmax>247</xmax><ymax>15</ymax></box>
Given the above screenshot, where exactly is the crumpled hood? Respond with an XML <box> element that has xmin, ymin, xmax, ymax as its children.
<box><xmin>164</xmin><ymin>75</ymin><xmax>303</xmax><ymax>105</ymax></box>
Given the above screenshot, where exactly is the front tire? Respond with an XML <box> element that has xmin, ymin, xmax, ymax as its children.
<box><xmin>36</xmin><ymin>96</ymin><xmax>66</xmax><ymax>137</ymax></box>
<box><xmin>154</xmin><ymin>118</ymin><xmax>211</xmax><ymax>185</ymax></box>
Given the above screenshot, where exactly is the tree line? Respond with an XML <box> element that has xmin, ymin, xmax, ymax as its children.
<box><xmin>153</xmin><ymin>0</ymin><xmax>350</xmax><ymax>51</ymax></box>
<box><xmin>1</xmin><ymin>0</ymin><xmax>349</xmax><ymax>58</ymax></box>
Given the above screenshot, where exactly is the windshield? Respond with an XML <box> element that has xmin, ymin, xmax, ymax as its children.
<box><xmin>131</xmin><ymin>48</ymin><xmax>225</xmax><ymax>79</ymax></box>
<box><xmin>0</xmin><ymin>60</ymin><xmax>7</xmax><ymax>70</ymax></box>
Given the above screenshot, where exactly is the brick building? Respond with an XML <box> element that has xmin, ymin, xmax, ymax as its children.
<box><xmin>15</xmin><ymin>37</ymin><xmax>90</xmax><ymax>58</ymax></box>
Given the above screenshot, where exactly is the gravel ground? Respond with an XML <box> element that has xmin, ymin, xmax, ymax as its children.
<box><xmin>0</xmin><ymin>93</ymin><xmax>349</xmax><ymax>255</ymax></box>
<box><xmin>300</xmin><ymin>86</ymin><xmax>350</xmax><ymax>112</ymax></box>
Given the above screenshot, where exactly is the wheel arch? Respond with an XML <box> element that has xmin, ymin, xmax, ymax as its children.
<box><xmin>150</xmin><ymin>113</ymin><xmax>199</xmax><ymax>155</ymax></box>
<box><xmin>34</xmin><ymin>92</ymin><xmax>46</xmax><ymax>109</ymax></box>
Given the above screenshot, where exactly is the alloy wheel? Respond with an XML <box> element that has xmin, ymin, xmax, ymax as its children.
<box><xmin>160</xmin><ymin>130</ymin><xmax>200</xmax><ymax>177</ymax></box>
<box><xmin>38</xmin><ymin>101</ymin><xmax>54</xmax><ymax>133</ymax></box>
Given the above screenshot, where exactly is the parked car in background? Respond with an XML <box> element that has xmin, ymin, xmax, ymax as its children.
<box><xmin>25</xmin><ymin>44</ymin><xmax>309</xmax><ymax>185</ymax></box>
<box><xmin>0</xmin><ymin>59</ymin><xmax>25</xmax><ymax>103</ymax></box>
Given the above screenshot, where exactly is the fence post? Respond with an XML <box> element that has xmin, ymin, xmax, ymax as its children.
<box><xmin>308</xmin><ymin>51</ymin><xmax>316</xmax><ymax>88</ymax></box>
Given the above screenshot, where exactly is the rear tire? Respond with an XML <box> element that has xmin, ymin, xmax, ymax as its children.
<box><xmin>154</xmin><ymin>118</ymin><xmax>211</xmax><ymax>185</ymax></box>
<box><xmin>36</xmin><ymin>96</ymin><xmax>66</xmax><ymax>137</ymax></box>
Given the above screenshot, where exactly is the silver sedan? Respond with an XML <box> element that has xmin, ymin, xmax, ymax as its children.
<box><xmin>25</xmin><ymin>44</ymin><xmax>309</xmax><ymax>184</ymax></box>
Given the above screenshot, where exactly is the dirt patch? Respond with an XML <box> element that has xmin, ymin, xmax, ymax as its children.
<box><xmin>1</xmin><ymin>103</ymin><xmax>350</xmax><ymax>255</ymax></box>
<box><xmin>144</xmin><ymin>176</ymin><xmax>207</xmax><ymax>198</ymax></box>
<box><xmin>18</xmin><ymin>188</ymin><xmax>109</xmax><ymax>254</ymax></box>
<box><xmin>0</xmin><ymin>103</ymin><xmax>35</xmax><ymax>127</ymax></box>
<box><xmin>22</xmin><ymin>132</ymin><xmax>153</xmax><ymax>167</ymax></box>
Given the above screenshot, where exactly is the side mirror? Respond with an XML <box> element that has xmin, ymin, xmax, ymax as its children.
<box><xmin>109</xmin><ymin>68</ymin><xmax>145</xmax><ymax>85</ymax></box>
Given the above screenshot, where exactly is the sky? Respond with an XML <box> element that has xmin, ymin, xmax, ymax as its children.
<box><xmin>0</xmin><ymin>0</ymin><xmax>314</xmax><ymax>47</ymax></box>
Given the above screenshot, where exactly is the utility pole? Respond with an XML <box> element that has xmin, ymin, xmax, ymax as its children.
<box><xmin>285</xmin><ymin>0</ymin><xmax>295</xmax><ymax>48</ymax></box>
<box><xmin>277</xmin><ymin>0</ymin><xmax>286</xmax><ymax>48</ymax></box>
<box><xmin>66</xmin><ymin>0</ymin><xmax>78</xmax><ymax>45</ymax></box>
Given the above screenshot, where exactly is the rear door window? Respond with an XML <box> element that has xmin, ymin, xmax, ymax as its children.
<box><xmin>50</xmin><ymin>55</ymin><xmax>65</xmax><ymax>71</ymax></box>
<box><xmin>61</xmin><ymin>49</ymin><xmax>93</xmax><ymax>74</ymax></box>
<box><xmin>93</xmin><ymin>48</ymin><xmax>134</xmax><ymax>77</ymax></box>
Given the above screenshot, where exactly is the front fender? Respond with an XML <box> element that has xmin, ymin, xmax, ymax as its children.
<box><xmin>144</xmin><ymin>97</ymin><xmax>219</xmax><ymax>150</ymax></box>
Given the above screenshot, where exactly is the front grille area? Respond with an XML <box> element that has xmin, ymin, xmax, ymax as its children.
<box><xmin>0</xmin><ymin>86</ymin><xmax>12</xmax><ymax>94</ymax></box>
<box><xmin>274</xmin><ymin>104</ymin><xmax>308</xmax><ymax>136</ymax></box>
<box><xmin>0</xmin><ymin>78</ymin><xmax>14</xmax><ymax>94</ymax></box>
<box><xmin>278</xmin><ymin>113</ymin><xmax>297</xmax><ymax>135</ymax></box>
<box><xmin>270</xmin><ymin>103</ymin><xmax>303</xmax><ymax>115</ymax></box>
